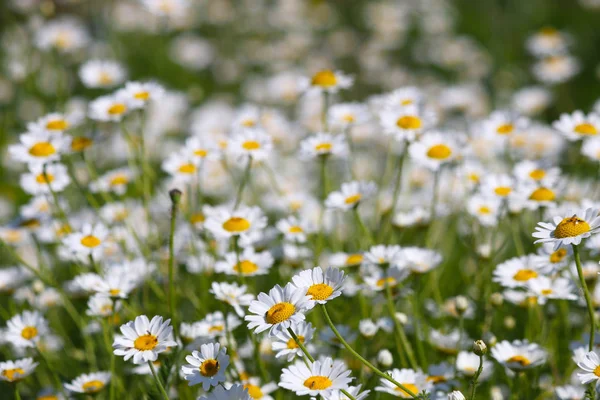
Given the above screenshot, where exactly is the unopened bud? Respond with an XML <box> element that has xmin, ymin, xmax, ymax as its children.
<box><xmin>490</xmin><ymin>292</ymin><xmax>503</xmax><ymax>307</ymax></box>
<box><xmin>455</xmin><ymin>296</ymin><xmax>469</xmax><ymax>314</ymax></box>
<box><xmin>504</xmin><ymin>316</ymin><xmax>515</xmax><ymax>329</ymax></box>
<box><xmin>377</xmin><ymin>349</ymin><xmax>393</xmax><ymax>367</ymax></box>
<box><xmin>169</xmin><ymin>188</ymin><xmax>182</xmax><ymax>204</ymax></box>
<box><xmin>473</xmin><ymin>340</ymin><xmax>487</xmax><ymax>356</ymax></box>
<box><xmin>394</xmin><ymin>312</ymin><xmax>408</xmax><ymax>325</ymax></box>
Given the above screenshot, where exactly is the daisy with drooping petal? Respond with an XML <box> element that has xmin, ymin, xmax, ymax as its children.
<box><xmin>210</xmin><ymin>282</ymin><xmax>254</xmax><ymax>317</ymax></box>
<box><xmin>113</xmin><ymin>315</ymin><xmax>178</xmax><ymax>364</ymax></box>
<box><xmin>245</xmin><ymin>283</ymin><xmax>313</xmax><ymax>334</ymax></box>
<box><xmin>79</xmin><ymin>60</ymin><xmax>126</xmax><ymax>89</ymax></box>
<box><xmin>533</xmin><ymin>208</ymin><xmax>600</xmax><ymax>250</ymax></box>
<box><xmin>577</xmin><ymin>351</ymin><xmax>600</xmax><ymax>386</ymax></box>
<box><xmin>325</xmin><ymin>181</ymin><xmax>377</xmax><ymax>211</ymax></box>
<box><xmin>198</xmin><ymin>383</ymin><xmax>252</xmax><ymax>400</ymax></box>
<box><xmin>409</xmin><ymin>131</ymin><xmax>459</xmax><ymax>171</ymax></box>
<box><xmin>299</xmin><ymin>132</ymin><xmax>349</xmax><ymax>159</ymax></box>
<box><xmin>375</xmin><ymin>368</ymin><xmax>432</xmax><ymax>398</ymax></box>
<box><xmin>215</xmin><ymin>246</ymin><xmax>274</xmax><ymax>277</ymax></box>
<box><xmin>5</xmin><ymin>310</ymin><xmax>49</xmax><ymax>348</ymax></box>
<box><xmin>490</xmin><ymin>340</ymin><xmax>548</xmax><ymax>371</ymax></box>
<box><xmin>181</xmin><ymin>342</ymin><xmax>229</xmax><ymax>390</ymax></box>
<box><xmin>279</xmin><ymin>357</ymin><xmax>353</xmax><ymax>397</ymax></box>
<box><xmin>302</xmin><ymin>70</ymin><xmax>354</xmax><ymax>93</ymax></box>
<box><xmin>531</xmin><ymin>243</ymin><xmax>570</xmax><ymax>273</ymax></box>
<box><xmin>20</xmin><ymin>163</ymin><xmax>71</xmax><ymax>195</ymax></box>
<box><xmin>204</xmin><ymin>205</ymin><xmax>268</xmax><ymax>244</ymax></box>
<box><xmin>271</xmin><ymin>321</ymin><xmax>315</xmax><ymax>362</ymax></box>
<box><xmin>553</xmin><ymin>111</ymin><xmax>600</xmax><ymax>141</ymax></box>
<box><xmin>291</xmin><ymin>266</ymin><xmax>346</xmax><ymax>305</ymax></box>
<box><xmin>0</xmin><ymin>358</ymin><xmax>38</xmax><ymax>383</ymax></box>
<box><xmin>9</xmin><ymin>130</ymin><xmax>70</xmax><ymax>165</ymax></box>
<box><xmin>228</xmin><ymin>127</ymin><xmax>273</xmax><ymax>162</ymax></box>
<box><xmin>64</xmin><ymin>372</ymin><xmax>111</xmax><ymax>394</ymax></box>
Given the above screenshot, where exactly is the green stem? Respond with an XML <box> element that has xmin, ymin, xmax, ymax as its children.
<box><xmin>14</xmin><ymin>383</ymin><xmax>22</xmax><ymax>400</ymax></box>
<box><xmin>102</xmin><ymin>318</ymin><xmax>117</xmax><ymax>400</ymax></box>
<box><xmin>319</xmin><ymin>304</ymin><xmax>418</xmax><ymax>398</ymax></box>
<box><xmin>234</xmin><ymin>157</ymin><xmax>252</xmax><ymax>210</ymax></box>
<box><xmin>148</xmin><ymin>361</ymin><xmax>170</xmax><ymax>400</ymax></box>
<box><xmin>384</xmin><ymin>283</ymin><xmax>418</xmax><ymax>369</ymax></box>
<box><xmin>468</xmin><ymin>354</ymin><xmax>484</xmax><ymax>400</ymax></box>
<box><xmin>390</xmin><ymin>148</ymin><xmax>407</xmax><ymax>214</ymax></box>
<box><xmin>36</xmin><ymin>346</ymin><xmax>66</xmax><ymax>396</ymax></box>
<box><xmin>353</xmin><ymin>207</ymin><xmax>374</xmax><ymax>246</ymax></box>
<box><xmin>168</xmin><ymin>190</ymin><xmax>181</xmax><ymax>339</ymax></box>
<box><xmin>573</xmin><ymin>244</ymin><xmax>595</xmax><ymax>351</ymax></box>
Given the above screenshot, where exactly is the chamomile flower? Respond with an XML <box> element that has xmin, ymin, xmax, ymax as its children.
<box><xmin>555</xmin><ymin>385</ymin><xmax>586</xmax><ymax>400</ymax></box>
<box><xmin>467</xmin><ymin>195</ymin><xmax>502</xmax><ymax>226</ymax></box>
<box><xmin>513</xmin><ymin>160</ymin><xmax>560</xmax><ymax>186</ymax></box>
<box><xmin>279</xmin><ymin>357</ymin><xmax>352</xmax><ymax>397</ymax></box>
<box><xmin>118</xmin><ymin>81</ymin><xmax>164</xmax><ymax>109</ymax></box>
<box><xmin>490</xmin><ymin>340</ymin><xmax>548</xmax><ymax>371</ymax></box>
<box><xmin>576</xmin><ymin>351</ymin><xmax>600</xmax><ymax>386</ymax></box>
<box><xmin>532</xmin><ymin>243</ymin><xmax>571</xmax><ymax>273</ymax></box>
<box><xmin>35</xmin><ymin>17</ymin><xmax>90</xmax><ymax>53</ymax></box>
<box><xmin>325</xmin><ymin>181</ymin><xmax>377</xmax><ymax>211</ymax></box>
<box><xmin>328</xmin><ymin>102</ymin><xmax>370</xmax><ymax>130</ymax></box>
<box><xmin>64</xmin><ymin>223</ymin><xmax>110</xmax><ymax>260</ymax></box>
<box><xmin>90</xmin><ymin>168</ymin><xmax>135</xmax><ymax>195</ymax></box>
<box><xmin>365</xmin><ymin>245</ymin><xmax>402</xmax><ymax>266</ymax></box>
<box><xmin>456</xmin><ymin>352</ymin><xmax>493</xmax><ymax>380</ymax></box>
<box><xmin>385</xmin><ymin>87</ymin><xmax>424</xmax><ymax>108</ymax></box>
<box><xmin>482</xmin><ymin>111</ymin><xmax>529</xmax><ymax>139</ymax></box>
<box><xmin>302</xmin><ymin>69</ymin><xmax>354</xmax><ymax>93</ymax></box>
<box><xmin>245</xmin><ymin>283</ymin><xmax>313</xmax><ymax>334</ymax></box>
<box><xmin>242</xmin><ymin>378</ymin><xmax>278</xmax><ymax>400</ymax></box>
<box><xmin>86</xmin><ymin>294</ymin><xmax>121</xmax><ymax>318</ymax></box>
<box><xmin>526</xmin><ymin>27</ymin><xmax>570</xmax><ymax>57</ymax></box>
<box><xmin>89</xmin><ymin>93</ymin><xmax>131</xmax><ymax>122</ymax></box>
<box><xmin>480</xmin><ymin>174</ymin><xmax>516</xmax><ymax>200</ymax></box>
<box><xmin>401</xmin><ymin>247</ymin><xmax>443</xmax><ymax>274</ymax></box>
<box><xmin>533</xmin><ymin>55</ymin><xmax>580</xmax><ymax>84</ymax></box>
<box><xmin>215</xmin><ymin>247</ymin><xmax>274</xmax><ymax>277</ymax></box>
<box><xmin>291</xmin><ymin>267</ymin><xmax>346</xmax><ymax>304</ymax></box>
<box><xmin>9</xmin><ymin>130</ymin><xmax>70</xmax><ymax>165</ymax></box>
<box><xmin>79</xmin><ymin>60</ymin><xmax>126</xmax><ymax>89</ymax></box>
<box><xmin>380</xmin><ymin>105</ymin><xmax>436</xmax><ymax>142</ymax></box>
<box><xmin>363</xmin><ymin>266</ymin><xmax>410</xmax><ymax>291</ymax></box>
<box><xmin>299</xmin><ymin>132</ymin><xmax>349</xmax><ymax>159</ymax></box>
<box><xmin>276</xmin><ymin>216</ymin><xmax>314</xmax><ymax>243</ymax></box>
<box><xmin>526</xmin><ymin>276</ymin><xmax>578</xmax><ymax>304</ymax></box>
<box><xmin>113</xmin><ymin>315</ymin><xmax>177</xmax><ymax>364</ymax></box>
<box><xmin>184</xmin><ymin>136</ymin><xmax>222</xmax><ymax>162</ymax></box>
<box><xmin>210</xmin><ymin>282</ymin><xmax>254</xmax><ymax>317</ymax></box>
<box><xmin>196</xmin><ymin>312</ymin><xmax>241</xmax><ymax>338</ymax></box>
<box><xmin>5</xmin><ymin>310</ymin><xmax>49</xmax><ymax>348</ymax></box>
<box><xmin>493</xmin><ymin>255</ymin><xmax>543</xmax><ymax>288</ymax></box>
<box><xmin>28</xmin><ymin>112</ymin><xmax>76</xmax><ymax>133</ymax></box>
<box><xmin>533</xmin><ymin>208</ymin><xmax>600</xmax><ymax>250</ymax></box>
<box><xmin>329</xmin><ymin>252</ymin><xmax>365</xmax><ymax>268</ymax></box>
<box><xmin>162</xmin><ymin>150</ymin><xmax>201</xmax><ymax>183</ymax></box>
<box><xmin>64</xmin><ymin>372</ymin><xmax>111</xmax><ymax>394</ymax></box>
<box><xmin>375</xmin><ymin>368</ymin><xmax>431</xmax><ymax>398</ymax></box>
<box><xmin>228</xmin><ymin>127</ymin><xmax>273</xmax><ymax>162</ymax></box>
<box><xmin>511</xmin><ymin>86</ymin><xmax>552</xmax><ymax>116</ymax></box>
<box><xmin>198</xmin><ymin>384</ymin><xmax>251</xmax><ymax>400</ymax></box>
<box><xmin>409</xmin><ymin>131</ymin><xmax>459</xmax><ymax>170</ymax></box>
<box><xmin>271</xmin><ymin>321</ymin><xmax>316</xmax><ymax>362</ymax></box>
<box><xmin>20</xmin><ymin>163</ymin><xmax>71</xmax><ymax>195</ymax></box>
<box><xmin>553</xmin><ymin>111</ymin><xmax>600</xmax><ymax>141</ymax></box>
<box><xmin>204</xmin><ymin>205</ymin><xmax>267</xmax><ymax>244</ymax></box>
<box><xmin>181</xmin><ymin>343</ymin><xmax>229</xmax><ymax>389</ymax></box>
<box><xmin>0</xmin><ymin>358</ymin><xmax>38</xmax><ymax>383</ymax></box>
<box><xmin>582</xmin><ymin>137</ymin><xmax>600</xmax><ymax>162</ymax></box>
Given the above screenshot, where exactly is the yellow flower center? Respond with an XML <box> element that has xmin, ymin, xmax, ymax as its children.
<box><xmin>549</xmin><ymin>248</ymin><xmax>567</xmax><ymax>263</ymax></box>
<box><xmin>426</xmin><ymin>144</ymin><xmax>452</xmax><ymax>160</ymax></box>
<box><xmin>241</xmin><ymin>119</ymin><xmax>256</xmax><ymax>127</ymax></box>
<box><xmin>289</xmin><ymin>226</ymin><xmax>303</xmax><ymax>233</ymax></box>
<box><xmin>46</xmin><ymin>119</ymin><xmax>69</xmax><ymax>130</ymax></box>
<box><xmin>496</xmin><ymin>123</ymin><xmax>514</xmax><ymax>135</ymax></box>
<box><xmin>20</xmin><ymin>218</ymin><xmax>41</xmax><ymax>229</ymax></box>
<box><xmin>110</xmin><ymin>174</ymin><xmax>129</xmax><ymax>186</ymax></box>
<box><xmin>29</xmin><ymin>142</ymin><xmax>56</xmax><ymax>157</ymax></box>
<box><xmin>234</xmin><ymin>260</ymin><xmax>259</xmax><ymax>274</ymax></box>
<box><xmin>82</xmin><ymin>380</ymin><xmax>105</xmax><ymax>393</ymax></box>
<box><xmin>594</xmin><ymin>365</ymin><xmax>600</xmax><ymax>377</ymax></box>
<box><xmin>244</xmin><ymin>384</ymin><xmax>264</xmax><ymax>399</ymax></box>
<box><xmin>178</xmin><ymin>163</ymin><xmax>197</xmax><ymax>174</ymax></box>
<box><xmin>345</xmin><ymin>254</ymin><xmax>363</xmax><ymax>265</ymax></box>
<box><xmin>134</xmin><ymin>91</ymin><xmax>150</xmax><ymax>100</ymax></box>
<box><xmin>133</xmin><ymin>334</ymin><xmax>158</xmax><ymax>351</ymax></box>
<box><xmin>286</xmin><ymin>335</ymin><xmax>304</xmax><ymax>349</ymax></box>
<box><xmin>199</xmin><ymin>359</ymin><xmax>219</xmax><ymax>377</ymax></box>
<box><xmin>107</xmin><ymin>103</ymin><xmax>127</xmax><ymax>115</ymax></box>
<box><xmin>529</xmin><ymin>187</ymin><xmax>555</xmax><ymax>202</ymax></box>
<box><xmin>401</xmin><ymin>99</ymin><xmax>413</xmax><ymax>105</ymax></box>
<box><xmin>541</xmin><ymin>289</ymin><xmax>553</xmax><ymax>295</ymax></box>
<box><xmin>494</xmin><ymin>186</ymin><xmax>512</xmax><ymax>196</ymax></box>
<box><xmin>513</xmin><ymin>269</ymin><xmax>538</xmax><ymax>282</ymax></box>
<box><xmin>81</xmin><ymin>235</ymin><xmax>101</xmax><ymax>248</ymax></box>
<box><xmin>311</xmin><ymin>70</ymin><xmax>337</xmax><ymax>87</ymax></box>
<box><xmin>265</xmin><ymin>302</ymin><xmax>295</xmax><ymax>324</ymax></box>
<box><xmin>303</xmin><ymin>376</ymin><xmax>333</xmax><ymax>390</ymax></box>
<box><xmin>306</xmin><ymin>283</ymin><xmax>334</xmax><ymax>301</ymax></box>
<box><xmin>554</xmin><ymin>216</ymin><xmax>591</xmax><ymax>238</ymax></box>
<box><xmin>529</xmin><ymin>169</ymin><xmax>546</xmax><ymax>180</ymax></box>
<box><xmin>194</xmin><ymin>149</ymin><xmax>208</xmax><ymax>157</ymax></box>
<box><xmin>190</xmin><ymin>213</ymin><xmax>205</xmax><ymax>224</ymax></box>
<box><xmin>396</xmin><ymin>116</ymin><xmax>422</xmax><ymax>130</ymax></box>
<box><xmin>574</xmin><ymin>123</ymin><xmax>598</xmax><ymax>136</ymax></box>
<box><xmin>242</xmin><ymin>141</ymin><xmax>261</xmax><ymax>150</ymax></box>
<box><xmin>468</xmin><ymin>173</ymin><xmax>480</xmax><ymax>183</ymax></box>
<box><xmin>540</xmin><ymin>27</ymin><xmax>558</xmax><ymax>36</ymax></box>
<box><xmin>99</xmin><ymin>72</ymin><xmax>113</xmax><ymax>85</ymax></box>
<box><xmin>222</xmin><ymin>217</ymin><xmax>251</xmax><ymax>233</ymax></box>
<box><xmin>71</xmin><ymin>137</ymin><xmax>93</xmax><ymax>152</ymax></box>
<box><xmin>21</xmin><ymin>326</ymin><xmax>38</xmax><ymax>340</ymax></box>
<box><xmin>478</xmin><ymin>206</ymin><xmax>491</xmax><ymax>214</ymax></box>
<box><xmin>109</xmin><ymin>289</ymin><xmax>120</xmax><ymax>296</ymax></box>
<box><xmin>376</xmin><ymin>277</ymin><xmax>396</xmax><ymax>287</ymax></box>
<box><xmin>2</xmin><ymin>368</ymin><xmax>25</xmax><ymax>382</ymax></box>
<box><xmin>507</xmin><ymin>355</ymin><xmax>531</xmax><ymax>366</ymax></box>
<box><xmin>395</xmin><ymin>383</ymin><xmax>419</xmax><ymax>397</ymax></box>
<box><xmin>342</xmin><ymin>114</ymin><xmax>355</xmax><ymax>123</ymax></box>
<box><xmin>315</xmin><ymin>142</ymin><xmax>332</xmax><ymax>152</ymax></box>
<box><xmin>344</xmin><ymin>194</ymin><xmax>362</xmax><ymax>205</ymax></box>
<box><xmin>36</xmin><ymin>173</ymin><xmax>54</xmax><ymax>184</ymax></box>
<box><xmin>208</xmin><ymin>325</ymin><xmax>224</xmax><ymax>333</ymax></box>
<box><xmin>427</xmin><ymin>375</ymin><xmax>447</xmax><ymax>383</ymax></box>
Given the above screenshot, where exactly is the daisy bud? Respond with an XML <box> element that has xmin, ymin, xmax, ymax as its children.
<box><xmin>455</xmin><ymin>296</ymin><xmax>469</xmax><ymax>314</ymax></box>
<box><xmin>377</xmin><ymin>349</ymin><xmax>393</xmax><ymax>367</ymax></box>
<box><xmin>359</xmin><ymin>319</ymin><xmax>378</xmax><ymax>338</ymax></box>
<box><xmin>448</xmin><ymin>390</ymin><xmax>466</xmax><ymax>400</ymax></box>
<box><xmin>32</xmin><ymin>280</ymin><xmax>45</xmax><ymax>293</ymax></box>
<box><xmin>473</xmin><ymin>340</ymin><xmax>487</xmax><ymax>356</ymax></box>
<box><xmin>169</xmin><ymin>188</ymin><xmax>182</xmax><ymax>204</ymax></box>
<box><xmin>394</xmin><ymin>312</ymin><xmax>408</xmax><ymax>325</ymax></box>
<box><xmin>504</xmin><ymin>316</ymin><xmax>516</xmax><ymax>329</ymax></box>
<box><xmin>490</xmin><ymin>292</ymin><xmax>503</xmax><ymax>306</ymax></box>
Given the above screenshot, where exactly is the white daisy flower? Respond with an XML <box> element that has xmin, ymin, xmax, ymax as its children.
<box><xmin>553</xmin><ymin>111</ymin><xmax>600</xmax><ymax>141</ymax></box>
<box><xmin>64</xmin><ymin>223</ymin><xmax>110</xmax><ymax>260</ymax></box>
<box><xmin>511</xmin><ymin>86</ymin><xmax>552</xmax><ymax>117</ymax></box>
<box><xmin>162</xmin><ymin>150</ymin><xmax>201</xmax><ymax>183</ymax></box>
<box><xmin>533</xmin><ymin>208</ymin><xmax>600</xmax><ymax>250</ymax></box>
<box><xmin>380</xmin><ymin>105</ymin><xmax>436</xmax><ymax>142</ymax></box>
<box><xmin>20</xmin><ymin>163</ymin><xmax>71</xmax><ymax>195</ymax></box>
<box><xmin>79</xmin><ymin>60</ymin><xmax>126</xmax><ymax>89</ymax></box>
<box><xmin>196</xmin><ymin>312</ymin><xmax>241</xmax><ymax>339</ymax></box>
<box><xmin>228</xmin><ymin>127</ymin><xmax>273</xmax><ymax>162</ymax></box>
<box><xmin>400</xmin><ymin>247</ymin><xmax>443</xmax><ymax>274</ymax></box>
<box><xmin>490</xmin><ymin>340</ymin><xmax>548</xmax><ymax>371</ymax></box>
<box><xmin>184</xmin><ymin>136</ymin><xmax>222</xmax><ymax>162</ymax></box>
<box><xmin>276</xmin><ymin>216</ymin><xmax>314</xmax><ymax>243</ymax></box>
<box><xmin>27</xmin><ymin>112</ymin><xmax>76</xmax><ymax>133</ymax></box>
<box><xmin>291</xmin><ymin>266</ymin><xmax>346</xmax><ymax>305</ymax></box>
<box><xmin>198</xmin><ymin>383</ymin><xmax>251</xmax><ymax>400</ymax></box>
<box><xmin>90</xmin><ymin>167</ymin><xmax>136</xmax><ymax>195</ymax></box>
<box><xmin>328</xmin><ymin>102</ymin><xmax>370</xmax><ymax>130</ymax></box>
<box><xmin>89</xmin><ymin>93</ymin><xmax>131</xmax><ymax>122</ymax></box>
<box><xmin>64</xmin><ymin>372</ymin><xmax>111</xmax><ymax>394</ymax></box>
<box><xmin>481</xmin><ymin>111</ymin><xmax>529</xmax><ymax>139</ymax></box>
<box><xmin>325</xmin><ymin>181</ymin><xmax>377</xmax><ymax>211</ymax></box>
<box><xmin>5</xmin><ymin>310</ymin><xmax>49</xmax><ymax>348</ymax></box>
<box><xmin>467</xmin><ymin>195</ymin><xmax>502</xmax><ymax>227</ymax></box>
<box><xmin>582</xmin><ymin>137</ymin><xmax>600</xmax><ymax>162</ymax></box>
<box><xmin>513</xmin><ymin>160</ymin><xmax>560</xmax><ymax>186</ymax></box>
<box><xmin>526</xmin><ymin>27</ymin><xmax>570</xmax><ymax>57</ymax></box>
<box><xmin>532</xmin><ymin>55</ymin><xmax>580</xmax><ymax>85</ymax></box>
<box><xmin>479</xmin><ymin>173</ymin><xmax>516</xmax><ymax>199</ymax></box>
<box><xmin>384</xmin><ymin>86</ymin><xmax>424</xmax><ymax>109</ymax></box>
<box><xmin>301</xmin><ymin>69</ymin><xmax>354</xmax><ymax>93</ymax></box>
<box><xmin>455</xmin><ymin>351</ymin><xmax>493</xmax><ymax>380</ymax></box>
<box><xmin>204</xmin><ymin>205</ymin><xmax>267</xmax><ymax>244</ymax></box>
<box><xmin>363</xmin><ymin>266</ymin><xmax>410</xmax><ymax>292</ymax></box>
<box><xmin>329</xmin><ymin>252</ymin><xmax>365</xmax><ymax>268</ymax></box>
<box><xmin>409</xmin><ymin>131</ymin><xmax>458</xmax><ymax>171</ymax></box>
<box><xmin>241</xmin><ymin>378</ymin><xmax>279</xmax><ymax>400</ymax></box>
<box><xmin>299</xmin><ymin>132</ymin><xmax>349</xmax><ymax>159</ymax></box>
<box><xmin>0</xmin><ymin>358</ymin><xmax>38</xmax><ymax>382</ymax></box>
<box><xmin>493</xmin><ymin>255</ymin><xmax>543</xmax><ymax>288</ymax></box>
<box><xmin>245</xmin><ymin>283</ymin><xmax>313</xmax><ymax>334</ymax></box>
<box><xmin>181</xmin><ymin>342</ymin><xmax>229</xmax><ymax>390</ymax></box>
<box><xmin>531</xmin><ymin>243</ymin><xmax>571</xmax><ymax>273</ymax></box>
<box><xmin>526</xmin><ymin>276</ymin><xmax>578</xmax><ymax>304</ymax></box>
<box><xmin>113</xmin><ymin>315</ymin><xmax>178</xmax><ymax>364</ymax></box>
<box><xmin>279</xmin><ymin>357</ymin><xmax>353</xmax><ymax>397</ymax></box>
<box><xmin>35</xmin><ymin>17</ymin><xmax>90</xmax><ymax>53</ymax></box>
<box><xmin>375</xmin><ymin>368</ymin><xmax>431</xmax><ymax>398</ymax></box>
<box><xmin>9</xmin><ymin>130</ymin><xmax>70</xmax><ymax>165</ymax></box>
<box><xmin>215</xmin><ymin>247</ymin><xmax>274</xmax><ymax>277</ymax></box>
<box><xmin>210</xmin><ymin>282</ymin><xmax>254</xmax><ymax>317</ymax></box>
<box><xmin>271</xmin><ymin>321</ymin><xmax>316</xmax><ymax>362</ymax></box>
<box><xmin>364</xmin><ymin>245</ymin><xmax>402</xmax><ymax>266</ymax></box>
<box><xmin>118</xmin><ymin>81</ymin><xmax>165</xmax><ymax>109</ymax></box>
<box><xmin>86</xmin><ymin>294</ymin><xmax>122</xmax><ymax>318</ymax></box>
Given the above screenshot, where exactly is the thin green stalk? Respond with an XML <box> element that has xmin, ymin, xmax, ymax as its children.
<box><xmin>102</xmin><ymin>318</ymin><xmax>117</xmax><ymax>400</ymax></box>
<box><xmin>390</xmin><ymin>148</ymin><xmax>407</xmax><ymax>214</ymax></box>
<box><xmin>148</xmin><ymin>361</ymin><xmax>170</xmax><ymax>400</ymax></box>
<box><xmin>319</xmin><ymin>304</ymin><xmax>418</xmax><ymax>398</ymax></box>
<box><xmin>384</xmin><ymin>283</ymin><xmax>418</xmax><ymax>369</ymax></box>
<box><xmin>168</xmin><ymin>189</ymin><xmax>181</xmax><ymax>339</ymax></box>
<box><xmin>234</xmin><ymin>157</ymin><xmax>253</xmax><ymax>210</ymax></box>
<box><xmin>573</xmin><ymin>244</ymin><xmax>595</xmax><ymax>351</ymax></box>
<box><xmin>468</xmin><ymin>354</ymin><xmax>484</xmax><ymax>400</ymax></box>
<box><xmin>36</xmin><ymin>346</ymin><xmax>66</xmax><ymax>397</ymax></box>
<box><xmin>353</xmin><ymin>207</ymin><xmax>374</xmax><ymax>246</ymax></box>
<box><xmin>14</xmin><ymin>383</ymin><xmax>22</xmax><ymax>400</ymax></box>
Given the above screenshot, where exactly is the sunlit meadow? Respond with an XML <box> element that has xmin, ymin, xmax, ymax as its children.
<box><xmin>1</xmin><ymin>1</ymin><xmax>600</xmax><ymax>399</ymax></box>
